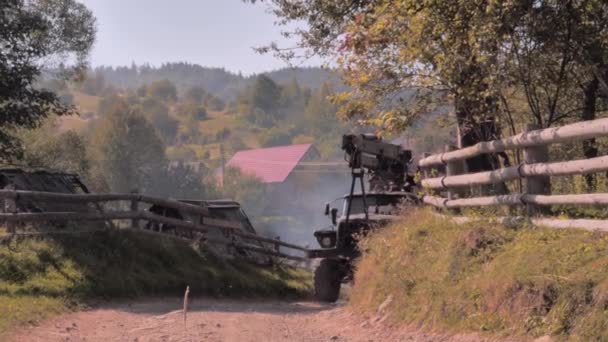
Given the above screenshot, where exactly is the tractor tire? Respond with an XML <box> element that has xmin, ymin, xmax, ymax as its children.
<box><xmin>314</xmin><ymin>258</ymin><xmax>341</xmax><ymax>302</ymax></box>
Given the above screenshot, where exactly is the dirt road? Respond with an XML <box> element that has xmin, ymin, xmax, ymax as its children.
<box><xmin>9</xmin><ymin>298</ymin><xmax>523</xmax><ymax>342</ymax></box>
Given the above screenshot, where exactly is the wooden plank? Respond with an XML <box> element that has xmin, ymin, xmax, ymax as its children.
<box><xmin>202</xmin><ymin>217</ymin><xmax>242</xmax><ymax>230</ymax></box>
<box><xmin>418</xmin><ymin>117</ymin><xmax>608</xmax><ymax>167</ymax></box>
<box><xmin>0</xmin><ymin>211</ymin><xmax>140</xmax><ymax>222</ymax></box>
<box><xmin>422</xmin><ymin>155</ymin><xmax>608</xmax><ymax>189</ymax></box>
<box><xmin>423</xmin><ymin>193</ymin><xmax>608</xmax><ymax>208</ymax></box>
<box><xmin>438</xmin><ymin>213</ymin><xmax>608</xmax><ymax>232</ymax></box>
<box><xmin>0</xmin><ymin>190</ymin><xmax>243</xmax><ymax>229</ymax></box>
<box><xmin>0</xmin><ymin>209</ymin><xmax>308</xmax><ymax>252</ymax></box>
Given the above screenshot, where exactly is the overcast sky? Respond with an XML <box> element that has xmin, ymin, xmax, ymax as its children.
<box><xmin>79</xmin><ymin>0</ymin><xmax>319</xmax><ymax>75</ymax></box>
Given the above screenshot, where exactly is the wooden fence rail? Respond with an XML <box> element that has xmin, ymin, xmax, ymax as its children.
<box><xmin>418</xmin><ymin>118</ymin><xmax>608</xmax><ymax>167</ymax></box>
<box><xmin>422</xmin><ymin>155</ymin><xmax>608</xmax><ymax>189</ymax></box>
<box><xmin>418</xmin><ymin>117</ymin><xmax>608</xmax><ymax>228</ymax></box>
<box><xmin>0</xmin><ymin>190</ymin><xmax>309</xmax><ymax>258</ymax></box>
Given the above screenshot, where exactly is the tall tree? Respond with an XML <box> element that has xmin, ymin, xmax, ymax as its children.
<box><xmin>90</xmin><ymin>99</ymin><xmax>167</xmax><ymax>194</ymax></box>
<box><xmin>0</xmin><ymin>0</ymin><xmax>96</xmax><ymax>160</ymax></box>
<box><xmin>252</xmin><ymin>1</ymin><xmax>608</xmax><ymax>171</ymax></box>
<box><xmin>247</xmin><ymin>75</ymin><xmax>282</xmax><ymax>126</ymax></box>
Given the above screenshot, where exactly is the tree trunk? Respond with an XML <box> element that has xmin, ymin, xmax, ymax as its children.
<box><xmin>455</xmin><ymin>103</ymin><xmax>509</xmax><ymax>195</ymax></box>
<box><xmin>582</xmin><ymin>77</ymin><xmax>599</xmax><ymax>190</ymax></box>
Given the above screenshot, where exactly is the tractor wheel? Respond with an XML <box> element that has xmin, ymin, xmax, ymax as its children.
<box><xmin>314</xmin><ymin>258</ymin><xmax>341</xmax><ymax>302</ymax></box>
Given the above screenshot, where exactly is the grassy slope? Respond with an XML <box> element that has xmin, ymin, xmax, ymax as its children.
<box><xmin>350</xmin><ymin>209</ymin><xmax>608</xmax><ymax>341</ymax></box>
<box><xmin>0</xmin><ymin>228</ymin><xmax>310</xmax><ymax>335</ymax></box>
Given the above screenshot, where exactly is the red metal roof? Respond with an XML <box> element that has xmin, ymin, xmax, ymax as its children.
<box><xmin>226</xmin><ymin>144</ymin><xmax>312</xmax><ymax>183</ymax></box>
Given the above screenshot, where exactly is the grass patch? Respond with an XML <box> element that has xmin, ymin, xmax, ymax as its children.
<box><xmin>0</xmin><ymin>228</ymin><xmax>311</xmax><ymax>336</ymax></box>
<box><xmin>350</xmin><ymin>208</ymin><xmax>608</xmax><ymax>341</ymax></box>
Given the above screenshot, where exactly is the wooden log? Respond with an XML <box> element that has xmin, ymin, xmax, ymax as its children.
<box><xmin>0</xmin><ymin>190</ymin><xmax>243</xmax><ymax>230</ymax></box>
<box><xmin>0</xmin><ymin>211</ymin><xmax>140</xmax><ymax>222</ymax></box>
<box><xmin>0</xmin><ymin>208</ymin><xmax>309</xmax><ymax>252</ymax></box>
<box><xmin>421</xmin><ymin>155</ymin><xmax>608</xmax><ymax>189</ymax></box>
<box><xmin>229</xmin><ymin>243</ymin><xmax>307</xmax><ymax>261</ymax></box>
<box><xmin>530</xmin><ymin>218</ymin><xmax>608</xmax><ymax>232</ymax></box>
<box><xmin>424</xmin><ymin>193</ymin><xmax>608</xmax><ymax>208</ymax></box>
<box><xmin>437</xmin><ymin>213</ymin><xmax>608</xmax><ymax>233</ymax></box>
<box><xmin>418</xmin><ymin>117</ymin><xmax>608</xmax><ymax>167</ymax></box>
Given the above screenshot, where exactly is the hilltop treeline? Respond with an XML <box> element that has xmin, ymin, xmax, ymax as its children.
<box><xmin>80</xmin><ymin>63</ymin><xmax>337</xmax><ymax>102</ymax></box>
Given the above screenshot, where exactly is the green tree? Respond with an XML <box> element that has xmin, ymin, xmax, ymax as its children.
<box><xmin>240</xmin><ymin>75</ymin><xmax>282</xmax><ymax>127</ymax></box>
<box><xmin>258</xmin><ymin>127</ymin><xmax>293</xmax><ymax>147</ymax></box>
<box><xmin>178</xmin><ymin>102</ymin><xmax>207</xmax><ymax>120</ymax></box>
<box><xmin>220</xmin><ymin>167</ymin><xmax>267</xmax><ymax>218</ymax></box>
<box><xmin>21</xmin><ymin>123</ymin><xmax>89</xmax><ymax>176</ymax></box>
<box><xmin>252</xmin><ymin>0</ymin><xmax>608</xmax><ymax>176</ymax></box>
<box><xmin>204</xmin><ymin>94</ymin><xmax>226</xmax><ymax>111</ymax></box>
<box><xmin>184</xmin><ymin>86</ymin><xmax>207</xmax><ymax>103</ymax></box>
<box><xmin>303</xmin><ymin>82</ymin><xmax>338</xmax><ymax>137</ymax></box>
<box><xmin>146</xmin><ymin>79</ymin><xmax>178</xmax><ymax>102</ymax></box>
<box><xmin>90</xmin><ymin>99</ymin><xmax>167</xmax><ymax>194</ymax></box>
<box><xmin>0</xmin><ymin>0</ymin><xmax>96</xmax><ymax>160</ymax></box>
<box><xmin>140</xmin><ymin>97</ymin><xmax>179</xmax><ymax>143</ymax></box>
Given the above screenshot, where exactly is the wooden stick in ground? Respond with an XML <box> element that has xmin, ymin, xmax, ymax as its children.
<box><xmin>183</xmin><ymin>285</ymin><xmax>190</xmax><ymax>328</ymax></box>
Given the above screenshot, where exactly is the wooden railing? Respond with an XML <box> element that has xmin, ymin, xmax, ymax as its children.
<box><xmin>0</xmin><ymin>190</ymin><xmax>308</xmax><ymax>260</ymax></box>
<box><xmin>418</xmin><ymin>118</ymin><xmax>608</xmax><ymax>228</ymax></box>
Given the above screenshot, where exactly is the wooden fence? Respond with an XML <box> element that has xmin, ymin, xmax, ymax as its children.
<box><xmin>0</xmin><ymin>190</ymin><xmax>308</xmax><ymax>261</ymax></box>
<box><xmin>418</xmin><ymin>118</ymin><xmax>608</xmax><ymax>229</ymax></box>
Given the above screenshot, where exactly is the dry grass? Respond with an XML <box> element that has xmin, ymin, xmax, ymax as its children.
<box><xmin>350</xmin><ymin>208</ymin><xmax>608</xmax><ymax>341</ymax></box>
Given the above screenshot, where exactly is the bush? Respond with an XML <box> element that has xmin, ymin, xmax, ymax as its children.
<box><xmin>258</xmin><ymin>127</ymin><xmax>293</xmax><ymax>147</ymax></box>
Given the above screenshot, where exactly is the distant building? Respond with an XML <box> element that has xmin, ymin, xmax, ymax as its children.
<box><xmin>219</xmin><ymin>143</ymin><xmax>319</xmax><ymax>184</ymax></box>
<box><xmin>219</xmin><ymin>143</ymin><xmax>332</xmax><ymax>216</ymax></box>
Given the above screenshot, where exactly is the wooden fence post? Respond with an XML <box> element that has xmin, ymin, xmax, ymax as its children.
<box><xmin>445</xmin><ymin>145</ymin><xmax>467</xmax><ymax>200</ymax></box>
<box><xmin>130</xmin><ymin>189</ymin><xmax>140</xmax><ymax>229</ymax></box>
<box><xmin>522</xmin><ymin>124</ymin><xmax>551</xmax><ymax>216</ymax></box>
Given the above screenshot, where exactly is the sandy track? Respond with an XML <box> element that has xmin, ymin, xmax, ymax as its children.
<box><xmin>9</xmin><ymin>298</ymin><xmax>524</xmax><ymax>342</ymax></box>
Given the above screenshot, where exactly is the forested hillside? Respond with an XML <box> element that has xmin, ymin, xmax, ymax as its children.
<box><xmin>19</xmin><ymin>64</ymin><xmax>360</xmax><ymax>244</ymax></box>
<box><xmin>83</xmin><ymin>63</ymin><xmax>337</xmax><ymax>101</ymax></box>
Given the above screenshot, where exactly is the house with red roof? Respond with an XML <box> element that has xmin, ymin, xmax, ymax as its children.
<box><xmin>220</xmin><ymin>143</ymin><xmax>319</xmax><ymax>184</ymax></box>
<box><xmin>218</xmin><ymin>143</ymin><xmax>322</xmax><ymax>216</ymax></box>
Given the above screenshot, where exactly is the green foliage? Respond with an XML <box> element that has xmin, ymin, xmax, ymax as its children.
<box><xmin>220</xmin><ymin>168</ymin><xmax>268</xmax><ymax>218</ymax></box>
<box><xmin>146</xmin><ymin>79</ymin><xmax>178</xmax><ymax>102</ymax></box>
<box><xmin>302</xmin><ymin>82</ymin><xmax>339</xmax><ymax>137</ymax></box>
<box><xmin>20</xmin><ymin>125</ymin><xmax>90</xmax><ymax>176</ymax></box>
<box><xmin>140</xmin><ymin>97</ymin><xmax>179</xmax><ymax>143</ymax></box>
<box><xmin>215</xmin><ymin>127</ymin><xmax>231</xmax><ymax>141</ymax></box>
<box><xmin>89</xmin><ymin>97</ymin><xmax>167</xmax><ymax>193</ymax></box>
<box><xmin>204</xmin><ymin>94</ymin><xmax>226</xmax><ymax>111</ymax></box>
<box><xmin>0</xmin><ymin>228</ymin><xmax>311</xmax><ymax>336</ymax></box>
<box><xmin>351</xmin><ymin>209</ymin><xmax>608</xmax><ymax>340</ymax></box>
<box><xmin>166</xmin><ymin>145</ymin><xmax>197</xmax><ymax>161</ymax></box>
<box><xmin>254</xmin><ymin>0</ymin><xmax>608</xmax><ymax>145</ymax></box>
<box><xmin>177</xmin><ymin>102</ymin><xmax>208</xmax><ymax>120</ymax></box>
<box><xmin>258</xmin><ymin>127</ymin><xmax>293</xmax><ymax>147</ymax></box>
<box><xmin>241</xmin><ymin>75</ymin><xmax>282</xmax><ymax>127</ymax></box>
<box><xmin>184</xmin><ymin>86</ymin><xmax>207</xmax><ymax>103</ymax></box>
<box><xmin>0</xmin><ymin>0</ymin><xmax>96</xmax><ymax>161</ymax></box>
<box><xmin>79</xmin><ymin>73</ymin><xmax>107</xmax><ymax>96</ymax></box>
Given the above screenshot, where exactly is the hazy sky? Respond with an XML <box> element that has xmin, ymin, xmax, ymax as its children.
<box><xmin>79</xmin><ymin>0</ymin><xmax>318</xmax><ymax>75</ymax></box>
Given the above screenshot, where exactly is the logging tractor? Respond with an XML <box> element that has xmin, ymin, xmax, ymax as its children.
<box><xmin>308</xmin><ymin>134</ymin><xmax>419</xmax><ymax>302</ymax></box>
